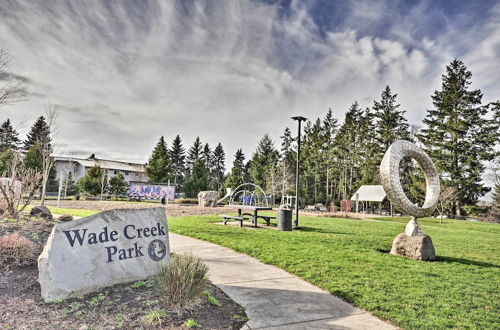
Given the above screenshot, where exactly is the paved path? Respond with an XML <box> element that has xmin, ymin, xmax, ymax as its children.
<box><xmin>170</xmin><ymin>233</ymin><xmax>396</xmax><ymax>330</ymax></box>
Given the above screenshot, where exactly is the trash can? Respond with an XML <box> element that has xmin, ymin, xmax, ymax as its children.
<box><xmin>278</xmin><ymin>208</ymin><xmax>293</xmax><ymax>231</ymax></box>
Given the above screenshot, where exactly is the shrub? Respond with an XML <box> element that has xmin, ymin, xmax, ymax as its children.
<box><xmin>155</xmin><ymin>253</ymin><xmax>208</xmax><ymax>309</ymax></box>
<box><xmin>0</xmin><ymin>233</ymin><xmax>36</xmax><ymax>270</ymax></box>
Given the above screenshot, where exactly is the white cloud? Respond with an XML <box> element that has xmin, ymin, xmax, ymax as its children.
<box><xmin>0</xmin><ymin>0</ymin><xmax>497</xmax><ymax>168</ymax></box>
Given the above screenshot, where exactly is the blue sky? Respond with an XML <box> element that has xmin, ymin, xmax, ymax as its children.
<box><xmin>0</xmin><ymin>0</ymin><xmax>498</xmax><ymax>170</ymax></box>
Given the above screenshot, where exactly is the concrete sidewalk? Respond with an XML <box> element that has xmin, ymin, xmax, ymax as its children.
<box><xmin>170</xmin><ymin>233</ymin><xmax>396</xmax><ymax>330</ymax></box>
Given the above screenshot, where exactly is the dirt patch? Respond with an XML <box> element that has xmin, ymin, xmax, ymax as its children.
<box><xmin>42</xmin><ymin>200</ymin><xmax>236</xmax><ymax>217</ymax></box>
<box><xmin>0</xmin><ymin>216</ymin><xmax>247</xmax><ymax>329</ymax></box>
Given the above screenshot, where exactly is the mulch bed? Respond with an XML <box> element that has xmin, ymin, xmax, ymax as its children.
<box><xmin>0</xmin><ymin>216</ymin><xmax>248</xmax><ymax>329</ymax></box>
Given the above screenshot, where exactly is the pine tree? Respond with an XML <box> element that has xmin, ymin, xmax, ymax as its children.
<box><xmin>373</xmin><ymin>86</ymin><xmax>410</xmax><ymax>156</ymax></box>
<box><xmin>108</xmin><ymin>173</ymin><xmax>128</xmax><ymax>197</ymax></box>
<box><xmin>23</xmin><ymin>116</ymin><xmax>51</xmax><ymax>151</ymax></box>
<box><xmin>183</xmin><ymin>158</ymin><xmax>209</xmax><ymax>198</ymax></box>
<box><xmin>224</xmin><ymin>149</ymin><xmax>247</xmax><ymax>191</ymax></box>
<box><xmin>23</xmin><ymin>141</ymin><xmax>43</xmax><ymax>171</ymax></box>
<box><xmin>77</xmin><ymin>166</ymin><xmax>103</xmax><ymax>197</ymax></box>
<box><xmin>0</xmin><ymin>119</ymin><xmax>20</xmax><ymax>152</ymax></box>
<box><xmin>332</xmin><ymin>102</ymin><xmax>364</xmax><ymax>200</ymax></box>
<box><xmin>417</xmin><ymin>60</ymin><xmax>499</xmax><ymax>215</ymax></box>
<box><xmin>145</xmin><ymin>136</ymin><xmax>170</xmax><ymax>183</ymax></box>
<box><xmin>201</xmin><ymin>143</ymin><xmax>212</xmax><ymax>188</ymax></box>
<box><xmin>211</xmin><ymin>143</ymin><xmax>226</xmax><ymax>192</ymax></box>
<box><xmin>186</xmin><ymin>137</ymin><xmax>203</xmax><ymax>175</ymax></box>
<box><xmin>169</xmin><ymin>135</ymin><xmax>186</xmax><ymax>186</ymax></box>
<box><xmin>249</xmin><ymin>134</ymin><xmax>279</xmax><ymax>192</ymax></box>
<box><xmin>63</xmin><ymin>171</ymin><xmax>77</xmax><ymax>197</ymax></box>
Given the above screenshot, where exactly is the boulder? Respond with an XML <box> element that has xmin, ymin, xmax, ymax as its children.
<box><xmin>198</xmin><ymin>191</ymin><xmax>218</xmax><ymax>207</ymax></box>
<box><xmin>390</xmin><ymin>233</ymin><xmax>436</xmax><ymax>261</ymax></box>
<box><xmin>58</xmin><ymin>214</ymin><xmax>73</xmax><ymax>222</ymax></box>
<box><xmin>38</xmin><ymin>207</ymin><xmax>170</xmax><ymax>302</ymax></box>
<box><xmin>30</xmin><ymin>205</ymin><xmax>53</xmax><ymax>219</ymax></box>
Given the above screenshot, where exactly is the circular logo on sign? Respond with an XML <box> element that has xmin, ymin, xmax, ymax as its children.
<box><xmin>148</xmin><ymin>239</ymin><xmax>167</xmax><ymax>262</ymax></box>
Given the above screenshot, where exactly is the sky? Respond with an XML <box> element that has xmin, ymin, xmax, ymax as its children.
<box><xmin>0</xmin><ymin>0</ymin><xmax>499</xmax><ymax>167</ymax></box>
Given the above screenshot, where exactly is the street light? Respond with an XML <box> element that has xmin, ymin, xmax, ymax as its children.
<box><xmin>291</xmin><ymin>115</ymin><xmax>307</xmax><ymax>228</ymax></box>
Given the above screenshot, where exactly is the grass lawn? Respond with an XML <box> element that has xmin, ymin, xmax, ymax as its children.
<box><xmin>24</xmin><ymin>205</ymin><xmax>99</xmax><ymax>218</ymax></box>
<box><xmin>168</xmin><ymin>214</ymin><xmax>500</xmax><ymax>329</ymax></box>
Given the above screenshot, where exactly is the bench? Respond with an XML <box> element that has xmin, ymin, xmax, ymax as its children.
<box><xmin>255</xmin><ymin>215</ymin><xmax>276</xmax><ymax>226</ymax></box>
<box><xmin>220</xmin><ymin>214</ymin><xmax>246</xmax><ymax>227</ymax></box>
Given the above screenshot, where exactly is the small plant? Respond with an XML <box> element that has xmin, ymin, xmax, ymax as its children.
<box><xmin>0</xmin><ymin>233</ymin><xmax>36</xmax><ymax>270</ymax></box>
<box><xmin>142</xmin><ymin>310</ymin><xmax>169</xmax><ymax>326</ymax></box>
<box><xmin>202</xmin><ymin>290</ymin><xmax>222</xmax><ymax>307</ymax></box>
<box><xmin>183</xmin><ymin>318</ymin><xmax>199</xmax><ymax>328</ymax></box>
<box><xmin>115</xmin><ymin>314</ymin><xmax>126</xmax><ymax>328</ymax></box>
<box><xmin>130</xmin><ymin>280</ymin><xmax>147</xmax><ymax>289</ymax></box>
<box><xmin>155</xmin><ymin>253</ymin><xmax>208</xmax><ymax>309</ymax></box>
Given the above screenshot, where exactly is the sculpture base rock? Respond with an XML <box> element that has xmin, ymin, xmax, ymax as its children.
<box><xmin>390</xmin><ymin>233</ymin><xmax>436</xmax><ymax>261</ymax></box>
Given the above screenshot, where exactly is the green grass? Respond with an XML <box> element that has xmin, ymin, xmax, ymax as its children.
<box><xmin>168</xmin><ymin>214</ymin><xmax>500</xmax><ymax>329</ymax></box>
<box><xmin>24</xmin><ymin>205</ymin><xmax>99</xmax><ymax>218</ymax></box>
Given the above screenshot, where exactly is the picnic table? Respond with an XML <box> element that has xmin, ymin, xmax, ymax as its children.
<box><xmin>222</xmin><ymin>205</ymin><xmax>274</xmax><ymax>228</ymax></box>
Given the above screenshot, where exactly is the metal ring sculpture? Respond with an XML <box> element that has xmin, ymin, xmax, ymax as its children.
<box><xmin>379</xmin><ymin>140</ymin><xmax>440</xmax><ymax>218</ymax></box>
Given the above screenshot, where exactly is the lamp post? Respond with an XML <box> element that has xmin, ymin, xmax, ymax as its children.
<box><xmin>291</xmin><ymin>115</ymin><xmax>307</xmax><ymax>228</ymax></box>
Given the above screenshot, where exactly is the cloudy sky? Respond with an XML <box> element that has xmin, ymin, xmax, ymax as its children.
<box><xmin>0</xmin><ymin>0</ymin><xmax>499</xmax><ymax>165</ymax></box>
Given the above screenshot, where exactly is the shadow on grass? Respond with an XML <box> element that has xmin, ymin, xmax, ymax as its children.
<box><xmin>298</xmin><ymin>226</ymin><xmax>354</xmax><ymax>235</ymax></box>
<box><xmin>437</xmin><ymin>256</ymin><xmax>500</xmax><ymax>268</ymax></box>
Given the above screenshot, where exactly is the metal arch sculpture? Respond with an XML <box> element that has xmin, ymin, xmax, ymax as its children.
<box><xmin>380</xmin><ymin>140</ymin><xmax>440</xmax><ymax>218</ymax></box>
<box><xmin>229</xmin><ymin>183</ymin><xmax>270</xmax><ymax>207</ymax></box>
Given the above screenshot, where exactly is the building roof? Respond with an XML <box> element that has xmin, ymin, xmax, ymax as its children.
<box><xmin>55</xmin><ymin>156</ymin><xmax>145</xmax><ymax>173</ymax></box>
<box><xmin>350</xmin><ymin>185</ymin><xmax>386</xmax><ymax>202</ymax></box>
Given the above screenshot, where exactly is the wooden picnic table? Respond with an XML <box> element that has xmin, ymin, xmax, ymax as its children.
<box><xmin>225</xmin><ymin>205</ymin><xmax>273</xmax><ymax>228</ymax></box>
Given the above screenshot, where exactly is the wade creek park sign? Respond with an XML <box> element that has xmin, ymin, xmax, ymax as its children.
<box><xmin>38</xmin><ymin>208</ymin><xmax>170</xmax><ymax>302</ymax></box>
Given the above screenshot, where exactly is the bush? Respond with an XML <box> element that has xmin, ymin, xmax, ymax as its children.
<box><xmin>155</xmin><ymin>253</ymin><xmax>208</xmax><ymax>309</ymax></box>
<box><xmin>0</xmin><ymin>233</ymin><xmax>36</xmax><ymax>270</ymax></box>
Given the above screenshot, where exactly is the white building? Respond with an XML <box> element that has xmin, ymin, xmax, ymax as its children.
<box><xmin>54</xmin><ymin>154</ymin><xmax>147</xmax><ymax>184</ymax></box>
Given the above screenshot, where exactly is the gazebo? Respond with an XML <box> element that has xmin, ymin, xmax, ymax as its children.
<box><xmin>350</xmin><ymin>185</ymin><xmax>393</xmax><ymax>215</ymax></box>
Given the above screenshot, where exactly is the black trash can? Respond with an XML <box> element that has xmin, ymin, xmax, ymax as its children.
<box><xmin>278</xmin><ymin>208</ymin><xmax>293</xmax><ymax>231</ymax></box>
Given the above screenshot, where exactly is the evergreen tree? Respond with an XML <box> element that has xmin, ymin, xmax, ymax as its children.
<box><xmin>211</xmin><ymin>143</ymin><xmax>226</xmax><ymax>192</ymax></box>
<box><xmin>77</xmin><ymin>166</ymin><xmax>103</xmax><ymax>197</ymax></box>
<box><xmin>169</xmin><ymin>135</ymin><xmax>186</xmax><ymax>186</ymax></box>
<box><xmin>373</xmin><ymin>86</ymin><xmax>410</xmax><ymax>156</ymax></box>
<box><xmin>224</xmin><ymin>149</ymin><xmax>247</xmax><ymax>191</ymax></box>
<box><xmin>63</xmin><ymin>171</ymin><xmax>77</xmax><ymax>197</ymax></box>
<box><xmin>417</xmin><ymin>60</ymin><xmax>499</xmax><ymax>215</ymax></box>
<box><xmin>186</xmin><ymin>137</ymin><xmax>203</xmax><ymax>175</ymax></box>
<box><xmin>23</xmin><ymin>116</ymin><xmax>51</xmax><ymax>151</ymax></box>
<box><xmin>201</xmin><ymin>143</ymin><xmax>212</xmax><ymax>170</ymax></box>
<box><xmin>145</xmin><ymin>136</ymin><xmax>170</xmax><ymax>183</ymax></box>
<box><xmin>183</xmin><ymin>158</ymin><xmax>209</xmax><ymax>198</ymax></box>
<box><xmin>249</xmin><ymin>134</ymin><xmax>279</xmax><ymax>193</ymax></box>
<box><xmin>108</xmin><ymin>173</ymin><xmax>128</xmax><ymax>197</ymax></box>
<box><xmin>0</xmin><ymin>149</ymin><xmax>17</xmax><ymax>176</ymax></box>
<box><xmin>23</xmin><ymin>141</ymin><xmax>43</xmax><ymax>171</ymax></box>
<box><xmin>0</xmin><ymin>119</ymin><xmax>20</xmax><ymax>152</ymax></box>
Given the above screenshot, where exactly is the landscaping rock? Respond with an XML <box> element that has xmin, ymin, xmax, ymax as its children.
<box><xmin>30</xmin><ymin>206</ymin><xmax>53</xmax><ymax>219</ymax></box>
<box><xmin>58</xmin><ymin>214</ymin><xmax>73</xmax><ymax>222</ymax></box>
<box><xmin>390</xmin><ymin>233</ymin><xmax>436</xmax><ymax>261</ymax></box>
<box><xmin>198</xmin><ymin>191</ymin><xmax>218</xmax><ymax>207</ymax></box>
<box><xmin>38</xmin><ymin>207</ymin><xmax>170</xmax><ymax>302</ymax></box>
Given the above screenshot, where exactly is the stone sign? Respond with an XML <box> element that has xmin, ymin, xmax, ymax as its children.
<box><xmin>38</xmin><ymin>207</ymin><xmax>170</xmax><ymax>302</ymax></box>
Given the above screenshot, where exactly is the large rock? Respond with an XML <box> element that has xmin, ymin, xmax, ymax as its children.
<box><xmin>30</xmin><ymin>205</ymin><xmax>53</xmax><ymax>219</ymax></box>
<box><xmin>198</xmin><ymin>191</ymin><xmax>218</xmax><ymax>207</ymax></box>
<box><xmin>38</xmin><ymin>207</ymin><xmax>170</xmax><ymax>302</ymax></box>
<box><xmin>390</xmin><ymin>233</ymin><xmax>436</xmax><ymax>261</ymax></box>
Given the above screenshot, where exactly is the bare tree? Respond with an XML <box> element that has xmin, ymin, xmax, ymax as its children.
<box><xmin>436</xmin><ymin>186</ymin><xmax>459</xmax><ymax>223</ymax></box>
<box><xmin>0</xmin><ymin>152</ymin><xmax>43</xmax><ymax>218</ymax></box>
<box><xmin>39</xmin><ymin>105</ymin><xmax>58</xmax><ymax>206</ymax></box>
<box><xmin>0</xmin><ymin>46</ymin><xmax>27</xmax><ymax>106</ymax></box>
<box><xmin>99</xmin><ymin>169</ymin><xmax>108</xmax><ymax>201</ymax></box>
